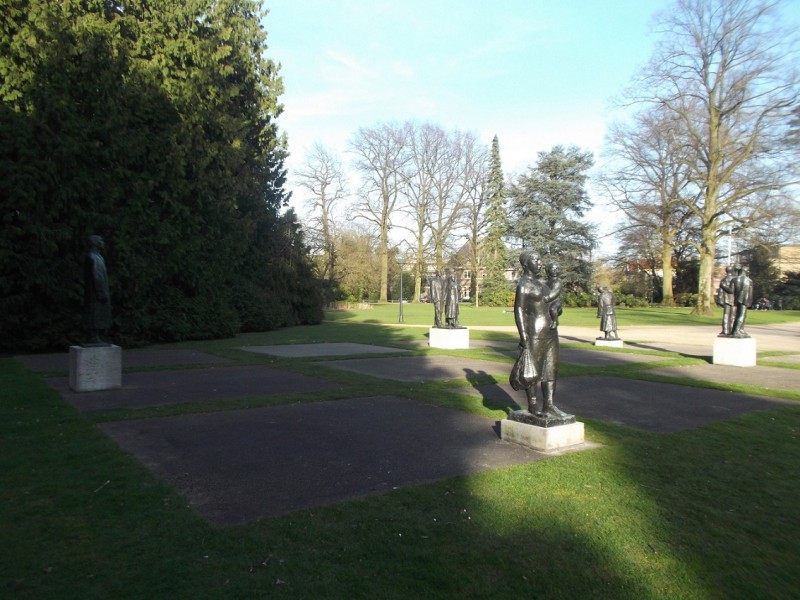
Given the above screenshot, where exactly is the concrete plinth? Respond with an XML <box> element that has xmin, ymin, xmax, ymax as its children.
<box><xmin>501</xmin><ymin>418</ymin><xmax>584</xmax><ymax>452</ymax></box>
<box><xmin>713</xmin><ymin>336</ymin><xmax>757</xmax><ymax>367</ymax></box>
<box><xmin>429</xmin><ymin>327</ymin><xmax>470</xmax><ymax>349</ymax></box>
<box><xmin>69</xmin><ymin>345</ymin><xmax>122</xmax><ymax>392</ymax></box>
<box><xmin>595</xmin><ymin>338</ymin><xmax>624</xmax><ymax>348</ymax></box>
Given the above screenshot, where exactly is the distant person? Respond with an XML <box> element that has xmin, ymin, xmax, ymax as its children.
<box><xmin>545</xmin><ymin>262</ymin><xmax>563</xmax><ymax>330</ymax></box>
<box><xmin>84</xmin><ymin>234</ymin><xmax>111</xmax><ymax>345</ymax></box>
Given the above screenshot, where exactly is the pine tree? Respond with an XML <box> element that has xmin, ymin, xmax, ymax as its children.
<box><xmin>479</xmin><ymin>135</ymin><xmax>512</xmax><ymax>306</ymax></box>
<box><xmin>508</xmin><ymin>145</ymin><xmax>596</xmax><ymax>292</ymax></box>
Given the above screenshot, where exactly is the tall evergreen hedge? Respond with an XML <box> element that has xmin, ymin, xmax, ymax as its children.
<box><xmin>0</xmin><ymin>0</ymin><xmax>322</xmax><ymax>352</ymax></box>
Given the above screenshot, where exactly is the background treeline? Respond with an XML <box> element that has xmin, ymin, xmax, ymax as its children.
<box><xmin>1</xmin><ymin>0</ymin><xmax>322</xmax><ymax>352</ymax></box>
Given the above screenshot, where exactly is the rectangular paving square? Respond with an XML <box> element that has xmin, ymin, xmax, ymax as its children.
<box><xmin>16</xmin><ymin>349</ymin><xmax>231</xmax><ymax>373</ymax></box>
<box><xmin>241</xmin><ymin>343</ymin><xmax>409</xmax><ymax>358</ymax></box>
<box><xmin>452</xmin><ymin>376</ymin><xmax>792</xmax><ymax>432</ymax></box>
<box><xmin>47</xmin><ymin>365</ymin><xmax>348</xmax><ymax>411</ymax></box>
<box><xmin>98</xmin><ymin>396</ymin><xmax>580</xmax><ymax>525</ymax></box>
<box><xmin>315</xmin><ymin>355</ymin><xmax>512</xmax><ymax>381</ymax></box>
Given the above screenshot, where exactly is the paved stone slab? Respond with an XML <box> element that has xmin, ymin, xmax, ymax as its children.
<box><xmin>643</xmin><ymin>363</ymin><xmax>800</xmax><ymax>392</ymax></box>
<box><xmin>452</xmin><ymin>376</ymin><xmax>791</xmax><ymax>433</ymax></box>
<box><xmin>98</xmin><ymin>396</ymin><xmax>590</xmax><ymax>525</ymax></box>
<box><xmin>240</xmin><ymin>343</ymin><xmax>409</xmax><ymax>358</ymax></box>
<box><xmin>16</xmin><ymin>349</ymin><xmax>231</xmax><ymax>373</ymax></box>
<box><xmin>47</xmin><ymin>365</ymin><xmax>347</xmax><ymax>411</ymax></box>
<box><xmin>316</xmin><ymin>356</ymin><xmax>511</xmax><ymax>382</ymax></box>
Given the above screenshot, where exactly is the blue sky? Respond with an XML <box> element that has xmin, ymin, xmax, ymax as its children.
<box><xmin>263</xmin><ymin>0</ymin><xmax>800</xmax><ymax>255</ymax></box>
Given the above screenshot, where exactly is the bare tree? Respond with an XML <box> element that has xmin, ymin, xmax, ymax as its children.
<box><xmin>427</xmin><ymin>129</ymin><xmax>482</xmax><ymax>269</ymax></box>
<box><xmin>397</xmin><ymin>123</ymin><xmax>440</xmax><ymax>303</ymax></box>
<box><xmin>349</xmin><ymin>123</ymin><xmax>411</xmax><ymax>302</ymax></box>
<box><xmin>599</xmin><ymin>108</ymin><xmax>699</xmax><ymax>305</ymax></box>
<box><xmin>460</xmin><ymin>141</ymin><xmax>490</xmax><ymax>306</ymax></box>
<box><xmin>295</xmin><ymin>143</ymin><xmax>347</xmax><ymax>281</ymax></box>
<box><xmin>627</xmin><ymin>0</ymin><xmax>799</xmax><ymax>314</ymax></box>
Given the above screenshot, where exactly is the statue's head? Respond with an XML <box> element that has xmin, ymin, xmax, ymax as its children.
<box><xmin>546</xmin><ymin>262</ymin><xmax>560</xmax><ymax>278</ymax></box>
<box><xmin>519</xmin><ymin>250</ymin><xmax>542</xmax><ymax>273</ymax></box>
<box><xmin>88</xmin><ymin>235</ymin><xmax>104</xmax><ymax>251</ymax></box>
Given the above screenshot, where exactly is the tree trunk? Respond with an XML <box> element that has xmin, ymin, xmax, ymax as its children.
<box><xmin>379</xmin><ymin>226</ymin><xmax>389</xmax><ymax>303</ymax></box>
<box><xmin>692</xmin><ymin>227</ymin><xmax>716</xmax><ymax>315</ymax></box>
<box><xmin>661</xmin><ymin>244</ymin><xmax>675</xmax><ymax>306</ymax></box>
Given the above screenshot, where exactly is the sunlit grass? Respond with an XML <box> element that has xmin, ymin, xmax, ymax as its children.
<box><xmin>3</xmin><ymin>309</ymin><xmax>800</xmax><ymax>598</ymax></box>
<box><xmin>324</xmin><ymin>303</ymin><xmax>800</xmax><ymax>328</ymax></box>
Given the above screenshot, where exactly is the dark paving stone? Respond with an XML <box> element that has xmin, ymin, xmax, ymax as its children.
<box><xmin>16</xmin><ymin>349</ymin><xmax>231</xmax><ymax>372</ymax></box>
<box><xmin>240</xmin><ymin>343</ymin><xmax>409</xmax><ymax>357</ymax></box>
<box><xmin>98</xmin><ymin>396</ymin><xmax>590</xmax><ymax>525</ymax></box>
<box><xmin>452</xmin><ymin>376</ymin><xmax>792</xmax><ymax>433</ymax></box>
<box><xmin>47</xmin><ymin>365</ymin><xmax>348</xmax><ymax>411</ymax></box>
<box><xmin>315</xmin><ymin>356</ymin><xmax>511</xmax><ymax>382</ymax></box>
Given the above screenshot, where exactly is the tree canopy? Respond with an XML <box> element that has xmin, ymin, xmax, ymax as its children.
<box><xmin>0</xmin><ymin>0</ymin><xmax>321</xmax><ymax>351</ymax></box>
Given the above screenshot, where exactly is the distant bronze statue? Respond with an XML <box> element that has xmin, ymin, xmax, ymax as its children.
<box><xmin>444</xmin><ymin>269</ymin><xmax>461</xmax><ymax>328</ymax></box>
<box><xmin>596</xmin><ymin>287</ymin><xmax>619</xmax><ymax>340</ymax></box>
<box><xmin>509</xmin><ymin>250</ymin><xmax>573</xmax><ymax>425</ymax></box>
<box><xmin>731</xmin><ymin>264</ymin><xmax>754</xmax><ymax>338</ymax></box>
<box><xmin>84</xmin><ymin>234</ymin><xmax>111</xmax><ymax>345</ymax></box>
<box><xmin>545</xmin><ymin>262</ymin><xmax>563</xmax><ymax>330</ymax></box>
<box><xmin>717</xmin><ymin>265</ymin><xmax>736</xmax><ymax>336</ymax></box>
<box><xmin>429</xmin><ymin>270</ymin><xmax>445</xmax><ymax>328</ymax></box>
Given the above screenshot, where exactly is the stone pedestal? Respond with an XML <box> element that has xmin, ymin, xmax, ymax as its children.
<box><xmin>69</xmin><ymin>345</ymin><xmax>122</xmax><ymax>392</ymax></box>
<box><xmin>501</xmin><ymin>412</ymin><xmax>584</xmax><ymax>452</ymax></box>
<box><xmin>429</xmin><ymin>327</ymin><xmax>470</xmax><ymax>349</ymax></box>
<box><xmin>595</xmin><ymin>338</ymin><xmax>624</xmax><ymax>348</ymax></box>
<box><xmin>713</xmin><ymin>336</ymin><xmax>757</xmax><ymax>367</ymax></box>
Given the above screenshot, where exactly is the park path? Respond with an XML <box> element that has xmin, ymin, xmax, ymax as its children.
<box><xmin>376</xmin><ymin>321</ymin><xmax>800</xmax><ymax>355</ymax></box>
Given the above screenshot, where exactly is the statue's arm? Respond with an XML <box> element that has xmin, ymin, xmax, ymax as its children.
<box><xmin>514</xmin><ymin>285</ymin><xmax>529</xmax><ymax>348</ymax></box>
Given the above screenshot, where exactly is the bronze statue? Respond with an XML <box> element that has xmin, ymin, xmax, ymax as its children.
<box><xmin>731</xmin><ymin>264</ymin><xmax>753</xmax><ymax>338</ymax></box>
<box><xmin>509</xmin><ymin>251</ymin><xmax>573</xmax><ymax>426</ymax></box>
<box><xmin>596</xmin><ymin>286</ymin><xmax>619</xmax><ymax>340</ymax></box>
<box><xmin>429</xmin><ymin>270</ymin><xmax>445</xmax><ymax>328</ymax></box>
<box><xmin>83</xmin><ymin>234</ymin><xmax>112</xmax><ymax>345</ymax></box>
<box><xmin>443</xmin><ymin>269</ymin><xmax>461</xmax><ymax>328</ymax></box>
<box><xmin>717</xmin><ymin>265</ymin><xmax>736</xmax><ymax>336</ymax></box>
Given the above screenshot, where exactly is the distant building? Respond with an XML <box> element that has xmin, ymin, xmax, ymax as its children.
<box><xmin>773</xmin><ymin>245</ymin><xmax>800</xmax><ymax>279</ymax></box>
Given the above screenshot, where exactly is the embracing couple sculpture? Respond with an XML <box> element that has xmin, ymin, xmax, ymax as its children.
<box><xmin>509</xmin><ymin>250</ymin><xmax>574</xmax><ymax>426</ymax></box>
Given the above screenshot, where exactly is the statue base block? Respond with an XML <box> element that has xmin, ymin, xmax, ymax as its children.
<box><xmin>713</xmin><ymin>336</ymin><xmax>756</xmax><ymax>367</ymax></box>
<box><xmin>595</xmin><ymin>338</ymin><xmax>623</xmax><ymax>348</ymax></box>
<box><xmin>69</xmin><ymin>344</ymin><xmax>122</xmax><ymax>392</ymax></box>
<box><xmin>501</xmin><ymin>412</ymin><xmax>584</xmax><ymax>451</ymax></box>
<box><xmin>429</xmin><ymin>326</ymin><xmax>469</xmax><ymax>349</ymax></box>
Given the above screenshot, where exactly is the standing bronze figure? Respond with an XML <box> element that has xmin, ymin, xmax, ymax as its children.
<box><xmin>596</xmin><ymin>287</ymin><xmax>619</xmax><ymax>340</ymax></box>
<box><xmin>429</xmin><ymin>270</ymin><xmax>445</xmax><ymax>328</ymax></box>
<box><xmin>509</xmin><ymin>251</ymin><xmax>573</xmax><ymax>426</ymax></box>
<box><xmin>443</xmin><ymin>269</ymin><xmax>461</xmax><ymax>328</ymax></box>
<box><xmin>731</xmin><ymin>265</ymin><xmax>753</xmax><ymax>338</ymax></box>
<box><xmin>717</xmin><ymin>265</ymin><xmax>736</xmax><ymax>336</ymax></box>
<box><xmin>84</xmin><ymin>234</ymin><xmax>112</xmax><ymax>345</ymax></box>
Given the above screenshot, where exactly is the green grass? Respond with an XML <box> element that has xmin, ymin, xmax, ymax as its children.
<box><xmin>3</xmin><ymin>313</ymin><xmax>800</xmax><ymax>599</ymax></box>
<box><xmin>325</xmin><ymin>303</ymin><xmax>800</xmax><ymax>328</ymax></box>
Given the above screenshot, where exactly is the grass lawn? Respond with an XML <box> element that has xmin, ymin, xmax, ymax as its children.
<box><xmin>2</xmin><ymin>312</ymin><xmax>800</xmax><ymax>599</ymax></box>
<box><xmin>325</xmin><ymin>302</ymin><xmax>800</xmax><ymax>328</ymax></box>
